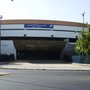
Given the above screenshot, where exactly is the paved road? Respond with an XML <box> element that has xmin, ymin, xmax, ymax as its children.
<box><xmin>0</xmin><ymin>69</ymin><xmax>90</xmax><ymax>90</ymax></box>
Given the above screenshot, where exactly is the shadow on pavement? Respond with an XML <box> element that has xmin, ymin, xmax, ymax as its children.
<box><xmin>16</xmin><ymin>59</ymin><xmax>72</xmax><ymax>64</ymax></box>
<box><xmin>0</xmin><ymin>58</ymin><xmax>72</xmax><ymax>65</ymax></box>
<box><xmin>0</xmin><ymin>62</ymin><xmax>11</xmax><ymax>65</ymax></box>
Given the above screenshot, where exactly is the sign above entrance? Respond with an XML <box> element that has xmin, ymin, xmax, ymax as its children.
<box><xmin>24</xmin><ymin>24</ymin><xmax>53</xmax><ymax>28</ymax></box>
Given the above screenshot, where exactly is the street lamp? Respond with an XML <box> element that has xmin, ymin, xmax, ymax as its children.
<box><xmin>81</xmin><ymin>12</ymin><xmax>85</xmax><ymax>63</ymax></box>
<box><xmin>0</xmin><ymin>15</ymin><xmax>3</xmax><ymax>58</ymax></box>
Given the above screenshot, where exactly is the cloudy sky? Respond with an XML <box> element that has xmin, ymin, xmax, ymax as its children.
<box><xmin>0</xmin><ymin>0</ymin><xmax>90</xmax><ymax>23</ymax></box>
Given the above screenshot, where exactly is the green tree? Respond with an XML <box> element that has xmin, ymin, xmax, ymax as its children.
<box><xmin>75</xmin><ymin>25</ymin><xmax>90</xmax><ymax>63</ymax></box>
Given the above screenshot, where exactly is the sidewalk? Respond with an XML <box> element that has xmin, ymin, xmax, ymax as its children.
<box><xmin>0</xmin><ymin>61</ymin><xmax>90</xmax><ymax>71</ymax></box>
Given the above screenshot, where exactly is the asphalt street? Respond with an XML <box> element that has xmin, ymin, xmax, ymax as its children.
<box><xmin>0</xmin><ymin>69</ymin><xmax>90</xmax><ymax>90</ymax></box>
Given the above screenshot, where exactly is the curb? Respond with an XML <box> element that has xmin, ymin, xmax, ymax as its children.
<box><xmin>0</xmin><ymin>67</ymin><xmax>90</xmax><ymax>71</ymax></box>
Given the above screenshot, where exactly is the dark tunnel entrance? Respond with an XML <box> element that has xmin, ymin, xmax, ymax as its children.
<box><xmin>17</xmin><ymin>51</ymin><xmax>61</xmax><ymax>60</ymax></box>
<box><xmin>14</xmin><ymin>39</ymin><xmax>66</xmax><ymax>62</ymax></box>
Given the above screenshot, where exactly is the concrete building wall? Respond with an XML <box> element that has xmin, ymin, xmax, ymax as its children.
<box><xmin>1</xmin><ymin>24</ymin><xmax>87</xmax><ymax>38</ymax></box>
<box><xmin>1</xmin><ymin>40</ymin><xmax>16</xmax><ymax>59</ymax></box>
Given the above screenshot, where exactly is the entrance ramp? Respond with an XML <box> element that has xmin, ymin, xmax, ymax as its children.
<box><xmin>13</xmin><ymin>39</ymin><xmax>66</xmax><ymax>60</ymax></box>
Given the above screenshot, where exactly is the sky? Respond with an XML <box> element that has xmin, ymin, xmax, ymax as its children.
<box><xmin>0</xmin><ymin>0</ymin><xmax>90</xmax><ymax>23</ymax></box>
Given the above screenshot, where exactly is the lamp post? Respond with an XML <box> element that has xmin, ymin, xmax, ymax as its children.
<box><xmin>81</xmin><ymin>12</ymin><xmax>85</xmax><ymax>63</ymax></box>
<box><xmin>0</xmin><ymin>15</ymin><xmax>3</xmax><ymax>57</ymax></box>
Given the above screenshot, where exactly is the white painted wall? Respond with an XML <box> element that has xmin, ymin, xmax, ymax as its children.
<box><xmin>26</xmin><ymin>30</ymin><xmax>79</xmax><ymax>38</ymax></box>
<box><xmin>1</xmin><ymin>24</ymin><xmax>87</xmax><ymax>38</ymax></box>
<box><xmin>1</xmin><ymin>30</ymin><xmax>79</xmax><ymax>38</ymax></box>
<box><xmin>54</xmin><ymin>25</ymin><xmax>87</xmax><ymax>31</ymax></box>
<box><xmin>1</xmin><ymin>40</ymin><xmax>16</xmax><ymax>59</ymax></box>
<box><xmin>1</xmin><ymin>24</ymin><xmax>24</xmax><ymax>29</ymax></box>
<box><xmin>1</xmin><ymin>30</ymin><xmax>25</xmax><ymax>37</ymax></box>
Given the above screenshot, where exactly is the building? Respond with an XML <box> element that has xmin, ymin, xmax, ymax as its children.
<box><xmin>0</xmin><ymin>19</ymin><xmax>87</xmax><ymax>61</ymax></box>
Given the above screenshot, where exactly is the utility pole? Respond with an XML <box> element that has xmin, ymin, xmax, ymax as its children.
<box><xmin>0</xmin><ymin>15</ymin><xmax>3</xmax><ymax>58</ymax></box>
<box><xmin>81</xmin><ymin>12</ymin><xmax>85</xmax><ymax>63</ymax></box>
